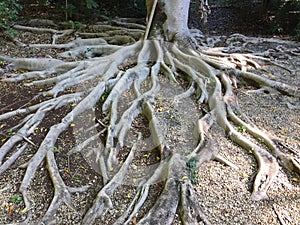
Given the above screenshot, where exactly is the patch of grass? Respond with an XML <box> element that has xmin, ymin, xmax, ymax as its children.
<box><xmin>101</xmin><ymin>88</ymin><xmax>111</xmax><ymax>102</ymax></box>
<box><xmin>53</xmin><ymin>146</ymin><xmax>61</xmax><ymax>153</ymax></box>
<box><xmin>9</xmin><ymin>195</ymin><xmax>22</xmax><ymax>204</ymax></box>
<box><xmin>8</xmin><ymin>129</ymin><xmax>15</xmax><ymax>136</ymax></box>
<box><xmin>237</xmin><ymin>125</ymin><xmax>247</xmax><ymax>132</ymax></box>
<box><xmin>74</xmin><ymin>177</ymin><xmax>81</xmax><ymax>183</ymax></box>
<box><xmin>186</xmin><ymin>157</ymin><xmax>199</xmax><ymax>184</ymax></box>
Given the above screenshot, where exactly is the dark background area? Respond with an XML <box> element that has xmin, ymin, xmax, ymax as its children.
<box><xmin>1</xmin><ymin>0</ymin><xmax>300</xmax><ymax>39</ymax></box>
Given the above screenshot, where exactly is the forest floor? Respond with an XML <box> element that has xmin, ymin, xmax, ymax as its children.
<box><xmin>0</xmin><ymin>1</ymin><xmax>299</xmax><ymax>225</ymax></box>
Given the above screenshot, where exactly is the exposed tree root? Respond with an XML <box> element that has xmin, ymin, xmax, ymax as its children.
<box><xmin>0</xmin><ymin>18</ymin><xmax>299</xmax><ymax>225</ymax></box>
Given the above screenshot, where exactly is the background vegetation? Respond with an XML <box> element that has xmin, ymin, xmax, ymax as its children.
<box><xmin>0</xmin><ymin>0</ymin><xmax>299</xmax><ymax>39</ymax></box>
<box><xmin>0</xmin><ymin>0</ymin><xmax>22</xmax><ymax>36</ymax></box>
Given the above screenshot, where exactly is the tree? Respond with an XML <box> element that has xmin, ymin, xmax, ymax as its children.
<box><xmin>264</xmin><ymin>0</ymin><xmax>300</xmax><ymax>38</ymax></box>
<box><xmin>0</xmin><ymin>0</ymin><xmax>299</xmax><ymax>224</ymax></box>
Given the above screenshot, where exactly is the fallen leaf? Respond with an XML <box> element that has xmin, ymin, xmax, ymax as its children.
<box><xmin>132</xmin><ymin>217</ymin><xmax>137</xmax><ymax>225</ymax></box>
<box><xmin>9</xmin><ymin>205</ymin><xmax>14</xmax><ymax>218</ymax></box>
<box><xmin>242</xmin><ymin>172</ymin><xmax>249</xmax><ymax>178</ymax></box>
<box><xmin>21</xmin><ymin>207</ymin><xmax>28</xmax><ymax>214</ymax></box>
<box><xmin>157</xmin><ymin>106</ymin><xmax>164</xmax><ymax>112</ymax></box>
<box><xmin>182</xmin><ymin>176</ymin><xmax>188</xmax><ymax>180</ymax></box>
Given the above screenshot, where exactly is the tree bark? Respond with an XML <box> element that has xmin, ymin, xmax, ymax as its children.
<box><xmin>146</xmin><ymin>0</ymin><xmax>191</xmax><ymax>41</ymax></box>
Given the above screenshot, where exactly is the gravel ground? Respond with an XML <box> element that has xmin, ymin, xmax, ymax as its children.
<box><xmin>195</xmin><ymin>89</ymin><xmax>300</xmax><ymax>224</ymax></box>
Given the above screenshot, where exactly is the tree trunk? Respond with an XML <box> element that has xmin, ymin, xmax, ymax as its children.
<box><xmin>146</xmin><ymin>0</ymin><xmax>192</xmax><ymax>42</ymax></box>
